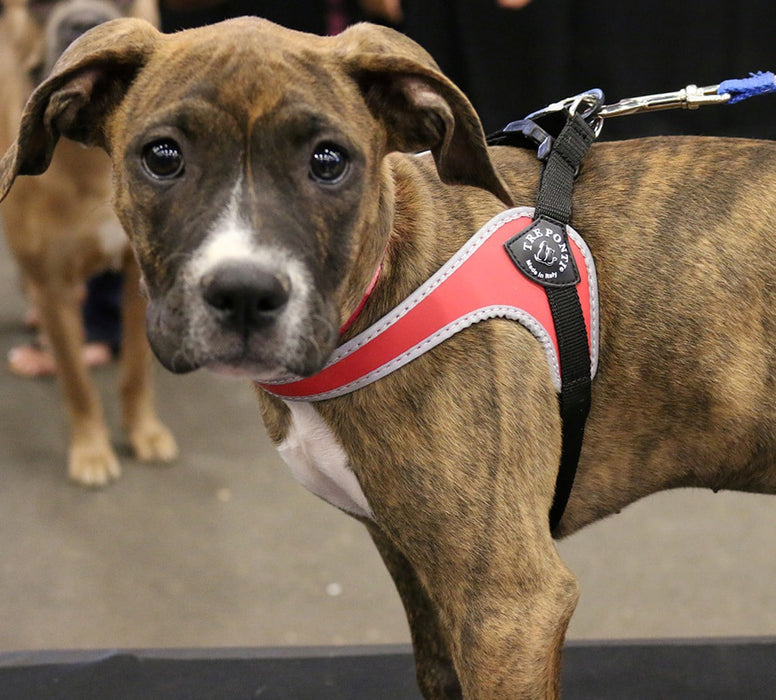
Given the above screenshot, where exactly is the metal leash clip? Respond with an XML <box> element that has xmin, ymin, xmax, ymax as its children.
<box><xmin>598</xmin><ymin>83</ymin><xmax>731</xmax><ymax>119</ymax></box>
<box><xmin>516</xmin><ymin>72</ymin><xmax>774</xmax><ymax>144</ymax></box>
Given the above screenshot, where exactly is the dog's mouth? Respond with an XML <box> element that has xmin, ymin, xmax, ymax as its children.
<box><xmin>144</xmin><ymin>279</ymin><xmax>339</xmax><ymax>382</ymax></box>
<box><xmin>141</xmin><ymin>231</ymin><xmax>343</xmax><ymax>381</ymax></box>
<box><xmin>146</xmin><ymin>315</ymin><xmax>337</xmax><ymax>381</ymax></box>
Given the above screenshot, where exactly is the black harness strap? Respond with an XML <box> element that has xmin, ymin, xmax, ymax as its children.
<box><xmin>536</xmin><ymin>115</ymin><xmax>595</xmax><ymax>531</ymax></box>
<box><xmin>495</xmin><ymin>113</ymin><xmax>596</xmax><ymax>532</ymax></box>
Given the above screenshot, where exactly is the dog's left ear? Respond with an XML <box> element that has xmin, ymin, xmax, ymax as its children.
<box><xmin>338</xmin><ymin>23</ymin><xmax>513</xmax><ymax>206</ymax></box>
<box><xmin>0</xmin><ymin>17</ymin><xmax>159</xmax><ymax>201</ymax></box>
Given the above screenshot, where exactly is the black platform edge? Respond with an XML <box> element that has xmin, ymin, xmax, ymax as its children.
<box><xmin>1</xmin><ymin>638</ymin><xmax>775</xmax><ymax>699</ymax></box>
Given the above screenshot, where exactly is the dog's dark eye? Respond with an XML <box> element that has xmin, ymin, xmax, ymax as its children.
<box><xmin>142</xmin><ymin>140</ymin><xmax>185</xmax><ymax>180</ymax></box>
<box><xmin>309</xmin><ymin>143</ymin><xmax>349</xmax><ymax>184</ymax></box>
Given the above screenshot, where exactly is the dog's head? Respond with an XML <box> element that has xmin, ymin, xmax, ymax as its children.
<box><xmin>0</xmin><ymin>0</ymin><xmax>157</xmax><ymax>85</ymax></box>
<box><xmin>0</xmin><ymin>17</ymin><xmax>511</xmax><ymax>380</ymax></box>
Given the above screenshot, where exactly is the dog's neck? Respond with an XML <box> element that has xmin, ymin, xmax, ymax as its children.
<box><xmin>339</xmin><ymin>259</ymin><xmax>384</xmax><ymax>335</ymax></box>
<box><xmin>341</xmin><ymin>155</ymin><xmax>458</xmax><ymax>341</ymax></box>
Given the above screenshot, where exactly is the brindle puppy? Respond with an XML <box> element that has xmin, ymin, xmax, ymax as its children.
<box><xmin>2</xmin><ymin>17</ymin><xmax>776</xmax><ymax>697</ymax></box>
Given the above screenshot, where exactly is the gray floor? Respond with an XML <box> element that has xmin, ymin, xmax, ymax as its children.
<box><xmin>0</xmin><ymin>234</ymin><xmax>774</xmax><ymax>657</ymax></box>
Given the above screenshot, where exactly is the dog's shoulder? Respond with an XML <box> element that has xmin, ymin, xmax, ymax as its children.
<box><xmin>487</xmin><ymin>145</ymin><xmax>543</xmax><ymax>205</ymax></box>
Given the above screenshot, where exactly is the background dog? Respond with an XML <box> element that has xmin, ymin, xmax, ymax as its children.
<box><xmin>0</xmin><ymin>0</ymin><xmax>177</xmax><ymax>485</ymax></box>
<box><xmin>3</xmin><ymin>16</ymin><xmax>776</xmax><ymax>698</ymax></box>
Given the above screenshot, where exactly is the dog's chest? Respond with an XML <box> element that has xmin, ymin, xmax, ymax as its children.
<box><xmin>97</xmin><ymin>218</ymin><xmax>129</xmax><ymax>268</ymax></box>
<box><xmin>276</xmin><ymin>402</ymin><xmax>373</xmax><ymax>519</ymax></box>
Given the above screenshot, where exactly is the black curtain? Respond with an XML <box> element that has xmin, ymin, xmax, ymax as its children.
<box><xmin>159</xmin><ymin>0</ymin><xmax>368</xmax><ymax>36</ymax></box>
<box><xmin>402</xmin><ymin>0</ymin><xmax>776</xmax><ymax>139</ymax></box>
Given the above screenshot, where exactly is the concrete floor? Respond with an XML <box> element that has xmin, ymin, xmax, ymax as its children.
<box><xmin>0</xmin><ymin>233</ymin><xmax>775</xmax><ymax>657</ymax></box>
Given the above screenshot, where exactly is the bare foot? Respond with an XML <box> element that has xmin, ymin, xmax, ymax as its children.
<box><xmin>8</xmin><ymin>341</ymin><xmax>113</xmax><ymax>378</ymax></box>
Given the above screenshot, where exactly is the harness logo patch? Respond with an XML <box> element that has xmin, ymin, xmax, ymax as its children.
<box><xmin>504</xmin><ymin>217</ymin><xmax>580</xmax><ymax>287</ymax></box>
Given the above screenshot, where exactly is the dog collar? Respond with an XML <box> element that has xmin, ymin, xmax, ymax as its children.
<box><xmin>258</xmin><ymin>206</ymin><xmax>599</xmax><ymax>401</ymax></box>
<box><xmin>339</xmin><ymin>261</ymin><xmax>383</xmax><ymax>336</ymax></box>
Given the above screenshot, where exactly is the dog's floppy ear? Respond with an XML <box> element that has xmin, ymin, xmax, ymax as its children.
<box><xmin>0</xmin><ymin>17</ymin><xmax>159</xmax><ymax>201</ymax></box>
<box><xmin>339</xmin><ymin>23</ymin><xmax>513</xmax><ymax>206</ymax></box>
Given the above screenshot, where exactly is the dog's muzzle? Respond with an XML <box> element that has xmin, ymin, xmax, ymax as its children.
<box><xmin>144</xmin><ymin>253</ymin><xmax>336</xmax><ymax>380</ymax></box>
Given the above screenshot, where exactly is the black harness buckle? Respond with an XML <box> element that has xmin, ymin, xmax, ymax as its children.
<box><xmin>498</xmin><ymin>118</ymin><xmax>555</xmax><ymax>161</ymax></box>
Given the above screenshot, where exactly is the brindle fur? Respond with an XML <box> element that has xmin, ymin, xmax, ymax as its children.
<box><xmin>2</xmin><ymin>17</ymin><xmax>776</xmax><ymax>698</ymax></box>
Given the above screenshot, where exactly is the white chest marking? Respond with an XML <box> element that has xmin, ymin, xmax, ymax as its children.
<box><xmin>276</xmin><ymin>402</ymin><xmax>373</xmax><ymax>520</ymax></box>
<box><xmin>97</xmin><ymin>218</ymin><xmax>128</xmax><ymax>269</ymax></box>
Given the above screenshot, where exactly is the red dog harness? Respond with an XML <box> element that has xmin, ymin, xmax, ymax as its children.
<box><xmin>259</xmin><ymin>206</ymin><xmax>599</xmax><ymax>401</ymax></box>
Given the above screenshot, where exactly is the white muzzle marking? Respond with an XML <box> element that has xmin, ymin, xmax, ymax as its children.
<box><xmin>182</xmin><ymin>183</ymin><xmax>314</xmax><ymax>380</ymax></box>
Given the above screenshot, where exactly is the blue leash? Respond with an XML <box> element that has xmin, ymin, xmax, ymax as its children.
<box><xmin>717</xmin><ymin>71</ymin><xmax>776</xmax><ymax>103</ymax></box>
<box><xmin>520</xmin><ymin>71</ymin><xmax>776</xmax><ymax>139</ymax></box>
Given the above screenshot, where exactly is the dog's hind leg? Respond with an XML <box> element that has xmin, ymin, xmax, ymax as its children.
<box><xmin>118</xmin><ymin>254</ymin><xmax>178</xmax><ymax>464</ymax></box>
<box><xmin>368</xmin><ymin>524</ymin><xmax>463</xmax><ymax>699</ymax></box>
<box><xmin>32</xmin><ymin>278</ymin><xmax>120</xmax><ymax>486</ymax></box>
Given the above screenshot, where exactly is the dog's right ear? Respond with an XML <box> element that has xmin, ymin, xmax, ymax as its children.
<box><xmin>0</xmin><ymin>17</ymin><xmax>159</xmax><ymax>201</ymax></box>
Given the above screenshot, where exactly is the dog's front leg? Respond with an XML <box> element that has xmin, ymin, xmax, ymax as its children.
<box><xmin>367</xmin><ymin>524</ymin><xmax>463</xmax><ymax>699</ymax></box>
<box><xmin>451</xmin><ymin>552</ymin><xmax>577</xmax><ymax>700</ymax></box>
<box><xmin>393</xmin><ymin>516</ymin><xmax>577</xmax><ymax>699</ymax></box>
<box><xmin>32</xmin><ymin>278</ymin><xmax>120</xmax><ymax>485</ymax></box>
<box><xmin>342</xmin><ymin>328</ymin><xmax>579</xmax><ymax>698</ymax></box>
<box><xmin>118</xmin><ymin>253</ymin><xmax>178</xmax><ymax>463</ymax></box>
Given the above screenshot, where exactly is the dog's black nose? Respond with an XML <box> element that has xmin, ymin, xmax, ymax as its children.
<box><xmin>202</xmin><ymin>263</ymin><xmax>290</xmax><ymax>333</ymax></box>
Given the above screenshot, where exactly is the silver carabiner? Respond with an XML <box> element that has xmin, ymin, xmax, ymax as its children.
<box><xmin>526</xmin><ymin>89</ymin><xmax>603</xmax><ymax>120</ymax></box>
<box><xmin>597</xmin><ymin>83</ymin><xmax>731</xmax><ymax>119</ymax></box>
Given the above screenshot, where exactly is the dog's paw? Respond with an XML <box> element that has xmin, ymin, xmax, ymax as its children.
<box><xmin>68</xmin><ymin>440</ymin><xmax>122</xmax><ymax>487</ymax></box>
<box><xmin>129</xmin><ymin>419</ymin><xmax>179</xmax><ymax>463</ymax></box>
